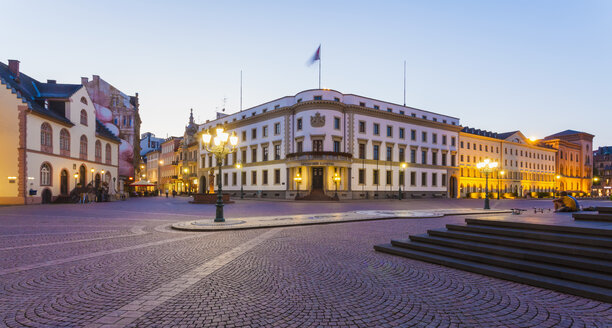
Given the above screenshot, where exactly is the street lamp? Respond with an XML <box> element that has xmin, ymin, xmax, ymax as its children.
<box><xmin>399</xmin><ymin>162</ymin><xmax>407</xmax><ymax>200</ymax></box>
<box><xmin>294</xmin><ymin>172</ymin><xmax>302</xmax><ymax>198</ymax></box>
<box><xmin>201</xmin><ymin>126</ymin><xmax>238</xmax><ymax>222</ymax></box>
<box><xmin>498</xmin><ymin>170</ymin><xmax>505</xmax><ymax>200</ymax></box>
<box><xmin>556</xmin><ymin>175</ymin><xmax>561</xmax><ymax>196</ymax></box>
<box><xmin>333</xmin><ymin>172</ymin><xmax>341</xmax><ymax>199</ymax></box>
<box><xmin>74</xmin><ymin>173</ymin><xmax>79</xmax><ymax>187</ymax></box>
<box><xmin>476</xmin><ymin>159</ymin><xmax>498</xmax><ymax>210</ymax></box>
<box><xmin>235</xmin><ymin>162</ymin><xmax>243</xmax><ymax>199</ymax></box>
<box><xmin>90</xmin><ymin>168</ymin><xmax>94</xmax><ymax>184</ymax></box>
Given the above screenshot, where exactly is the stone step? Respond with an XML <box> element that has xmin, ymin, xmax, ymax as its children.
<box><xmin>465</xmin><ymin>218</ymin><xmax>612</xmax><ymax>237</ymax></box>
<box><xmin>373</xmin><ymin>243</ymin><xmax>612</xmax><ymax>303</ymax></box>
<box><xmin>388</xmin><ymin>240</ymin><xmax>612</xmax><ymax>288</ymax></box>
<box><xmin>573</xmin><ymin>213</ymin><xmax>612</xmax><ymax>222</ymax></box>
<box><xmin>406</xmin><ymin>234</ymin><xmax>612</xmax><ymax>274</ymax></box>
<box><xmin>447</xmin><ymin>224</ymin><xmax>612</xmax><ymax>248</ymax></box>
<box><xmin>596</xmin><ymin>207</ymin><xmax>612</xmax><ymax>214</ymax></box>
<box><xmin>427</xmin><ymin>229</ymin><xmax>610</xmax><ymax>260</ymax></box>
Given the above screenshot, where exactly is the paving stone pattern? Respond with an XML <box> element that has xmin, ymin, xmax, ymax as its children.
<box><xmin>1</xmin><ymin>197</ymin><xmax>611</xmax><ymax>327</ymax></box>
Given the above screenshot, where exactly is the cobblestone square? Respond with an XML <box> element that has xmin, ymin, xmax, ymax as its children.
<box><xmin>1</xmin><ymin>197</ymin><xmax>611</xmax><ymax>327</ymax></box>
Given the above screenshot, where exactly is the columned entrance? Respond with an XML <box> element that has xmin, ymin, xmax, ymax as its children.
<box><xmin>312</xmin><ymin>167</ymin><xmax>324</xmax><ymax>190</ymax></box>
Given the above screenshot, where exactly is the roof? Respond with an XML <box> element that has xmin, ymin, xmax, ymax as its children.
<box><xmin>0</xmin><ymin>61</ymin><xmax>81</xmax><ymax>125</ymax></box>
<box><xmin>96</xmin><ymin>120</ymin><xmax>121</xmax><ymax>143</ymax></box>
<box><xmin>461</xmin><ymin>127</ymin><xmax>520</xmax><ymax>141</ymax></box>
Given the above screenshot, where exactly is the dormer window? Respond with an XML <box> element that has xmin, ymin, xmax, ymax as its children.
<box><xmin>314</xmin><ymin>96</ymin><xmax>322</xmax><ymax>100</ymax></box>
<box><xmin>80</xmin><ymin>110</ymin><xmax>88</xmax><ymax>126</ymax></box>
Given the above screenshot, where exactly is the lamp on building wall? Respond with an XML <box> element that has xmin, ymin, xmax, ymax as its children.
<box><xmin>235</xmin><ymin>162</ymin><xmax>243</xmax><ymax>199</ymax></box>
<box><xmin>294</xmin><ymin>173</ymin><xmax>302</xmax><ymax>199</ymax></box>
<box><xmin>399</xmin><ymin>162</ymin><xmax>407</xmax><ymax>200</ymax></box>
<box><xmin>498</xmin><ymin>170</ymin><xmax>505</xmax><ymax>200</ymax></box>
<box><xmin>201</xmin><ymin>126</ymin><xmax>238</xmax><ymax>222</ymax></box>
<box><xmin>476</xmin><ymin>159</ymin><xmax>498</xmax><ymax>210</ymax></box>
<box><xmin>74</xmin><ymin>173</ymin><xmax>79</xmax><ymax>187</ymax></box>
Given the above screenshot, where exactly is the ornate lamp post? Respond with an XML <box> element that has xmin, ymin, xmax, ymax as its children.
<box><xmin>294</xmin><ymin>172</ymin><xmax>302</xmax><ymax>198</ymax></box>
<box><xmin>74</xmin><ymin>173</ymin><xmax>79</xmax><ymax>187</ymax></box>
<box><xmin>498</xmin><ymin>170</ymin><xmax>505</xmax><ymax>200</ymax></box>
<box><xmin>333</xmin><ymin>172</ymin><xmax>341</xmax><ymax>199</ymax></box>
<box><xmin>477</xmin><ymin>159</ymin><xmax>498</xmax><ymax>210</ymax></box>
<box><xmin>235</xmin><ymin>162</ymin><xmax>244</xmax><ymax>199</ymax></box>
<box><xmin>399</xmin><ymin>162</ymin><xmax>407</xmax><ymax>200</ymax></box>
<box><xmin>201</xmin><ymin>126</ymin><xmax>238</xmax><ymax>222</ymax></box>
<box><xmin>90</xmin><ymin>168</ymin><xmax>95</xmax><ymax>184</ymax></box>
<box><xmin>556</xmin><ymin>175</ymin><xmax>561</xmax><ymax>196</ymax></box>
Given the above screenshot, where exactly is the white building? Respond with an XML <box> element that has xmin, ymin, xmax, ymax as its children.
<box><xmin>0</xmin><ymin>60</ymin><xmax>120</xmax><ymax>204</ymax></box>
<box><xmin>197</xmin><ymin>89</ymin><xmax>461</xmax><ymax>200</ymax></box>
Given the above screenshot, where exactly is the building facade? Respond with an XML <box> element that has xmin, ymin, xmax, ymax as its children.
<box><xmin>0</xmin><ymin>60</ymin><xmax>120</xmax><ymax>205</ymax></box>
<box><xmin>159</xmin><ymin>137</ymin><xmax>182</xmax><ymax>193</ymax></box>
<box><xmin>543</xmin><ymin>130</ymin><xmax>594</xmax><ymax>195</ymax></box>
<box><xmin>592</xmin><ymin>146</ymin><xmax>611</xmax><ymax>196</ymax></box>
<box><xmin>145</xmin><ymin>149</ymin><xmax>161</xmax><ymax>188</ymax></box>
<box><xmin>458</xmin><ymin>128</ymin><xmax>556</xmax><ymax>198</ymax></box>
<box><xmin>140</xmin><ymin>132</ymin><xmax>164</xmax><ymax>158</ymax></box>
<box><xmin>197</xmin><ymin>89</ymin><xmax>462</xmax><ymax>199</ymax></box>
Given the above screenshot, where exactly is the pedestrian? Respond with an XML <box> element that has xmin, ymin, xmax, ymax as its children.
<box><xmin>172</xmin><ymin>190</ymin><xmax>176</xmax><ymax>198</ymax></box>
<box><xmin>165</xmin><ymin>189</ymin><xmax>169</xmax><ymax>198</ymax></box>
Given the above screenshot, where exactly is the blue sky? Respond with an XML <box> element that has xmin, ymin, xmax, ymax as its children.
<box><xmin>4</xmin><ymin>0</ymin><xmax>611</xmax><ymax>147</ymax></box>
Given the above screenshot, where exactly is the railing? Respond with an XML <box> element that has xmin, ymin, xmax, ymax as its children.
<box><xmin>286</xmin><ymin>151</ymin><xmax>353</xmax><ymax>161</ymax></box>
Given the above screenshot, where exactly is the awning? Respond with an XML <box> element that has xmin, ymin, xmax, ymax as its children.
<box><xmin>130</xmin><ymin>180</ymin><xmax>156</xmax><ymax>187</ymax></box>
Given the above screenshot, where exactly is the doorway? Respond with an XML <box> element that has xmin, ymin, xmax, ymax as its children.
<box><xmin>41</xmin><ymin>188</ymin><xmax>52</xmax><ymax>204</ymax></box>
<box><xmin>79</xmin><ymin>165</ymin><xmax>86</xmax><ymax>186</ymax></box>
<box><xmin>60</xmin><ymin>170</ymin><xmax>68</xmax><ymax>195</ymax></box>
<box><xmin>312</xmin><ymin>167</ymin><xmax>324</xmax><ymax>190</ymax></box>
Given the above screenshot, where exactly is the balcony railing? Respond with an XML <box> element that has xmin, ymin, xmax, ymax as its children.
<box><xmin>286</xmin><ymin>151</ymin><xmax>353</xmax><ymax>161</ymax></box>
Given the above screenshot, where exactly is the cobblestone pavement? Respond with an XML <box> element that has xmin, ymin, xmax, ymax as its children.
<box><xmin>1</xmin><ymin>197</ymin><xmax>611</xmax><ymax>327</ymax></box>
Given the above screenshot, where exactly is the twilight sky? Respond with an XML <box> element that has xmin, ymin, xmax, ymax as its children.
<box><xmin>4</xmin><ymin>0</ymin><xmax>611</xmax><ymax>147</ymax></box>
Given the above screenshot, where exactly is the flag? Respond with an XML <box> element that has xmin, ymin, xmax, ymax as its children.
<box><xmin>308</xmin><ymin>45</ymin><xmax>321</xmax><ymax>66</ymax></box>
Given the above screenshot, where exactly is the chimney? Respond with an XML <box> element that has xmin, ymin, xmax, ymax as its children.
<box><xmin>8</xmin><ymin>59</ymin><xmax>20</xmax><ymax>80</ymax></box>
<box><xmin>47</xmin><ymin>79</ymin><xmax>56</xmax><ymax>84</ymax></box>
<box><xmin>81</xmin><ymin>77</ymin><xmax>89</xmax><ymax>84</ymax></box>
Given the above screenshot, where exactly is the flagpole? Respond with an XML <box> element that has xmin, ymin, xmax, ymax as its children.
<box><xmin>240</xmin><ymin>70</ymin><xmax>243</xmax><ymax>111</ymax></box>
<box><xmin>403</xmin><ymin>60</ymin><xmax>406</xmax><ymax>106</ymax></box>
<box><xmin>318</xmin><ymin>46</ymin><xmax>321</xmax><ymax>89</ymax></box>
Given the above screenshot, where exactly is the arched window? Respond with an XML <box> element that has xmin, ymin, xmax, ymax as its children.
<box><xmin>60</xmin><ymin>129</ymin><xmax>70</xmax><ymax>156</ymax></box>
<box><xmin>40</xmin><ymin>162</ymin><xmax>52</xmax><ymax>186</ymax></box>
<box><xmin>40</xmin><ymin>123</ymin><xmax>53</xmax><ymax>153</ymax></box>
<box><xmin>80</xmin><ymin>110</ymin><xmax>88</xmax><ymax>126</ymax></box>
<box><xmin>80</xmin><ymin>135</ymin><xmax>88</xmax><ymax>159</ymax></box>
<box><xmin>95</xmin><ymin>140</ymin><xmax>102</xmax><ymax>162</ymax></box>
<box><xmin>105</xmin><ymin>143</ymin><xmax>111</xmax><ymax>164</ymax></box>
<box><xmin>80</xmin><ymin>96</ymin><xmax>88</xmax><ymax>105</ymax></box>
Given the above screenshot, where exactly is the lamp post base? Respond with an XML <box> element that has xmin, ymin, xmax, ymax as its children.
<box><xmin>484</xmin><ymin>197</ymin><xmax>490</xmax><ymax>210</ymax></box>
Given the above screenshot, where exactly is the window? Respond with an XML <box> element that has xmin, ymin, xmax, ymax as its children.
<box><xmin>400</xmin><ymin>111</ymin><xmax>405</xmax><ymax>115</ymax></box>
<box><xmin>359</xmin><ymin>102</ymin><xmax>366</xmax><ymax>107</ymax></box>
<box><xmin>262</xmin><ymin>147</ymin><xmax>269</xmax><ymax>161</ymax></box>
<box><xmin>242</xmin><ymin>131</ymin><xmax>247</xmax><ymax>141</ymax></box>
<box><xmin>241</xmin><ymin>171</ymin><xmax>246</xmax><ymax>186</ymax></box>
<box><xmin>432</xmin><ymin>152</ymin><xmax>438</xmax><ymax>165</ymax></box>
<box><xmin>262</xmin><ymin>126</ymin><xmax>268</xmax><ymax>137</ymax></box>
<box><xmin>373</xmin><ymin>169</ymin><xmax>379</xmax><ymax>185</ymax></box>
<box><xmin>105</xmin><ymin>144</ymin><xmax>111</xmax><ymax>164</ymax></box>
<box><xmin>274</xmin><ymin>169</ymin><xmax>281</xmax><ymax>184</ymax></box>
<box><xmin>313</xmin><ymin>140</ymin><xmax>323</xmax><ymax>152</ymax></box>
<box><xmin>297</xmin><ymin>141</ymin><xmax>303</xmax><ymax>153</ymax></box>
<box><xmin>224</xmin><ymin>173</ymin><xmax>228</xmax><ymax>186</ymax></box>
<box><xmin>387</xmin><ymin>108</ymin><xmax>392</xmax><ymax>113</ymax></box>
<box><xmin>399</xmin><ymin>171</ymin><xmax>405</xmax><ymax>186</ymax></box>
<box><xmin>373</xmin><ymin>123</ymin><xmax>380</xmax><ymax>135</ymax></box>
<box><xmin>432</xmin><ymin>134</ymin><xmax>437</xmax><ymax>144</ymax></box>
<box><xmin>232</xmin><ymin>172</ymin><xmax>237</xmax><ymax>185</ymax></box>
<box><xmin>80</xmin><ymin>110</ymin><xmax>88</xmax><ymax>126</ymax></box>
<box><xmin>95</xmin><ymin>140</ymin><xmax>102</xmax><ymax>162</ymax></box>
<box><xmin>386</xmin><ymin>170</ymin><xmax>392</xmax><ymax>185</ymax></box>
<box><xmin>40</xmin><ymin>123</ymin><xmax>52</xmax><ymax>153</ymax></box>
<box><xmin>274</xmin><ymin>123</ymin><xmax>281</xmax><ymax>135</ymax></box>
<box><xmin>314</xmin><ymin>95</ymin><xmax>322</xmax><ymax>100</ymax></box>
<box><xmin>333</xmin><ymin>140</ymin><xmax>341</xmax><ymax>152</ymax></box>
<box><xmin>359</xmin><ymin>144</ymin><xmax>366</xmax><ymax>159</ymax></box>
<box><xmin>80</xmin><ymin>96</ymin><xmax>88</xmax><ymax>105</ymax></box>
<box><xmin>274</xmin><ymin>144</ymin><xmax>281</xmax><ymax>160</ymax></box>
<box><xmin>251</xmin><ymin>171</ymin><xmax>257</xmax><ymax>185</ymax></box>
<box><xmin>421</xmin><ymin>150</ymin><xmax>427</xmax><ymax>164</ymax></box>
<box><xmin>451</xmin><ymin>137</ymin><xmax>456</xmax><ymax>147</ymax></box>
<box><xmin>386</xmin><ymin>126</ymin><xmax>392</xmax><ymax>137</ymax></box>
<box><xmin>386</xmin><ymin>146</ymin><xmax>392</xmax><ymax>161</ymax></box>
<box><xmin>422</xmin><ymin>132</ymin><xmax>427</xmax><ymax>142</ymax></box>
<box><xmin>399</xmin><ymin>148</ymin><xmax>405</xmax><ymax>162</ymax></box>
<box><xmin>251</xmin><ymin>128</ymin><xmax>257</xmax><ymax>139</ymax></box>
<box><xmin>358</xmin><ymin>121</ymin><xmax>366</xmax><ymax>133</ymax></box>
<box><xmin>358</xmin><ymin>168</ymin><xmax>365</xmax><ymax>184</ymax></box>
<box><xmin>411</xmin><ymin>130</ymin><xmax>416</xmax><ymax>141</ymax></box>
<box><xmin>241</xmin><ymin>150</ymin><xmax>247</xmax><ymax>162</ymax></box>
<box><xmin>60</xmin><ymin>129</ymin><xmax>70</xmax><ymax>155</ymax></box>
<box><xmin>442</xmin><ymin>174</ymin><xmax>447</xmax><ymax>186</ymax></box>
<box><xmin>334</xmin><ymin>97</ymin><xmax>340</xmax><ymax>102</ymax></box>
<box><xmin>263</xmin><ymin>170</ymin><xmax>268</xmax><ymax>184</ymax></box>
<box><xmin>373</xmin><ymin>145</ymin><xmax>380</xmax><ymax>160</ymax></box>
<box><xmin>40</xmin><ymin>163</ymin><xmax>51</xmax><ymax>186</ymax></box>
<box><xmin>79</xmin><ymin>135</ymin><xmax>88</xmax><ymax>159</ymax></box>
<box><xmin>334</xmin><ymin>117</ymin><xmax>341</xmax><ymax>130</ymax></box>
<box><xmin>410</xmin><ymin>171</ymin><xmax>416</xmax><ymax>186</ymax></box>
<box><xmin>442</xmin><ymin>135</ymin><xmax>447</xmax><ymax>145</ymax></box>
<box><xmin>373</xmin><ymin>105</ymin><xmax>379</xmax><ymax>110</ymax></box>
<box><xmin>421</xmin><ymin>172</ymin><xmax>427</xmax><ymax>186</ymax></box>
<box><xmin>399</xmin><ymin>128</ymin><xmax>405</xmax><ymax>139</ymax></box>
<box><xmin>410</xmin><ymin>149</ymin><xmax>416</xmax><ymax>163</ymax></box>
<box><xmin>297</xmin><ymin>118</ymin><xmax>303</xmax><ymax>130</ymax></box>
<box><xmin>442</xmin><ymin>153</ymin><xmax>447</xmax><ymax>166</ymax></box>
<box><xmin>432</xmin><ymin>173</ymin><xmax>437</xmax><ymax>186</ymax></box>
<box><xmin>251</xmin><ymin>148</ymin><xmax>257</xmax><ymax>162</ymax></box>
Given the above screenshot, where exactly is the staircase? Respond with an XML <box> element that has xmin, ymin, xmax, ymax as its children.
<box><xmin>296</xmin><ymin>189</ymin><xmax>335</xmax><ymax>201</ymax></box>
<box><xmin>573</xmin><ymin>207</ymin><xmax>612</xmax><ymax>222</ymax></box>
<box><xmin>374</xmin><ymin>218</ymin><xmax>612</xmax><ymax>302</ymax></box>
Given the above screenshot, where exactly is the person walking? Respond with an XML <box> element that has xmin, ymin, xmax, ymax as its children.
<box><xmin>165</xmin><ymin>189</ymin><xmax>169</xmax><ymax>198</ymax></box>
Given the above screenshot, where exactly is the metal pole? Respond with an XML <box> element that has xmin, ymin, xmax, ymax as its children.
<box><xmin>215</xmin><ymin>156</ymin><xmax>224</xmax><ymax>222</ymax></box>
<box><xmin>484</xmin><ymin>171</ymin><xmax>490</xmax><ymax>209</ymax></box>
<box><xmin>240</xmin><ymin>168</ymin><xmax>244</xmax><ymax>199</ymax></box>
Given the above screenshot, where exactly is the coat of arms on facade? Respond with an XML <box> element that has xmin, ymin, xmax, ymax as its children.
<box><xmin>310</xmin><ymin>112</ymin><xmax>325</xmax><ymax>128</ymax></box>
